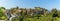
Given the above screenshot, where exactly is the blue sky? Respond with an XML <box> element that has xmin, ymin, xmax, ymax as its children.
<box><xmin>0</xmin><ymin>0</ymin><xmax>60</xmax><ymax>10</ymax></box>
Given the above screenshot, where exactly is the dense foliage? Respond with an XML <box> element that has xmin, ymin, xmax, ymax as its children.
<box><xmin>0</xmin><ymin>7</ymin><xmax>7</xmax><ymax>20</ymax></box>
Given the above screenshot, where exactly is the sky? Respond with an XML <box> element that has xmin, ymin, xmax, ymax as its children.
<box><xmin>0</xmin><ymin>0</ymin><xmax>60</xmax><ymax>10</ymax></box>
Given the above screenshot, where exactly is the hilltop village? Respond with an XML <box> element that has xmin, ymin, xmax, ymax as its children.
<box><xmin>4</xmin><ymin>7</ymin><xmax>48</xmax><ymax>16</ymax></box>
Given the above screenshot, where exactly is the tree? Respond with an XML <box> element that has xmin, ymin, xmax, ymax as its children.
<box><xmin>0</xmin><ymin>7</ymin><xmax>7</xmax><ymax>20</ymax></box>
<box><xmin>0</xmin><ymin>7</ymin><xmax>5</xmax><ymax>9</ymax></box>
<box><xmin>16</xmin><ymin>6</ymin><xmax>19</xmax><ymax>9</ymax></box>
<box><xmin>51</xmin><ymin>8</ymin><xmax>59</xmax><ymax>17</ymax></box>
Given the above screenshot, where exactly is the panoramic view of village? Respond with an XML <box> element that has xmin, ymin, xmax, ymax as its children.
<box><xmin>0</xmin><ymin>7</ymin><xmax>60</xmax><ymax>21</ymax></box>
<box><xmin>0</xmin><ymin>0</ymin><xmax>60</xmax><ymax>21</ymax></box>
